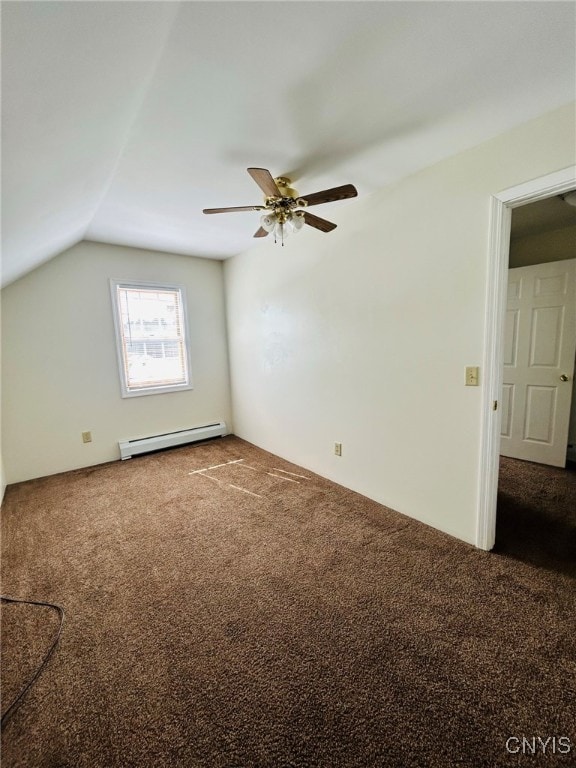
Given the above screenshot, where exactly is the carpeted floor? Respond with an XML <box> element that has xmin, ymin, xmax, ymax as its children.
<box><xmin>495</xmin><ymin>456</ymin><xmax>576</xmax><ymax>578</ymax></box>
<box><xmin>1</xmin><ymin>437</ymin><xmax>575</xmax><ymax>767</ymax></box>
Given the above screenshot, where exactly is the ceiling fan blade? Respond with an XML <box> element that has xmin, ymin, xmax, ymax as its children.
<box><xmin>247</xmin><ymin>168</ymin><xmax>282</xmax><ymax>198</ymax></box>
<box><xmin>303</xmin><ymin>211</ymin><xmax>337</xmax><ymax>233</ymax></box>
<box><xmin>203</xmin><ymin>205</ymin><xmax>264</xmax><ymax>214</ymax></box>
<box><xmin>300</xmin><ymin>184</ymin><xmax>358</xmax><ymax>207</ymax></box>
<box><xmin>253</xmin><ymin>227</ymin><xmax>269</xmax><ymax>238</ymax></box>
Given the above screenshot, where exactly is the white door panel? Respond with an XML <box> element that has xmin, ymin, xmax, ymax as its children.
<box><xmin>501</xmin><ymin>259</ymin><xmax>576</xmax><ymax>466</ymax></box>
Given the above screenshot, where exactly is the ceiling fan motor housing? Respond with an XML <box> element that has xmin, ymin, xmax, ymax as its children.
<box><xmin>273</xmin><ymin>177</ymin><xmax>298</xmax><ymax>199</ymax></box>
<box><xmin>265</xmin><ymin>178</ymin><xmax>309</xmax><ymax>215</ymax></box>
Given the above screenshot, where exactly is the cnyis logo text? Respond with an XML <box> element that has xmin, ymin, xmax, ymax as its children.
<box><xmin>505</xmin><ymin>736</ymin><xmax>572</xmax><ymax>756</ymax></box>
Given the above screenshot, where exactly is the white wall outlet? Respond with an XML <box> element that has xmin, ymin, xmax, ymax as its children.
<box><xmin>334</xmin><ymin>442</ymin><xmax>342</xmax><ymax>456</ymax></box>
<box><xmin>82</xmin><ymin>431</ymin><xmax>92</xmax><ymax>443</ymax></box>
<box><xmin>465</xmin><ymin>366</ymin><xmax>480</xmax><ymax>386</ymax></box>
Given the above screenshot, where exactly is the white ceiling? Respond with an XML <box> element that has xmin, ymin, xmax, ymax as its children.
<box><xmin>2</xmin><ymin>1</ymin><xmax>575</xmax><ymax>287</ymax></box>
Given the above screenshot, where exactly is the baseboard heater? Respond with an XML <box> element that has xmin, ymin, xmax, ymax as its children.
<box><xmin>118</xmin><ymin>421</ymin><xmax>227</xmax><ymax>460</ymax></box>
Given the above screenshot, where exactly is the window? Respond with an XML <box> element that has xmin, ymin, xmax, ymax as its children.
<box><xmin>110</xmin><ymin>280</ymin><xmax>192</xmax><ymax>397</ymax></box>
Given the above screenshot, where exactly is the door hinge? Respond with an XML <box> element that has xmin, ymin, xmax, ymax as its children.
<box><xmin>492</xmin><ymin>400</ymin><xmax>498</xmax><ymax>411</ymax></box>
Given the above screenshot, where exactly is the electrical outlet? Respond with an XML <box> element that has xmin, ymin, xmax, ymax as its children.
<box><xmin>465</xmin><ymin>366</ymin><xmax>480</xmax><ymax>386</ymax></box>
<box><xmin>334</xmin><ymin>442</ymin><xmax>342</xmax><ymax>457</ymax></box>
<box><xmin>82</xmin><ymin>431</ymin><xmax>92</xmax><ymax>444</ymax></box>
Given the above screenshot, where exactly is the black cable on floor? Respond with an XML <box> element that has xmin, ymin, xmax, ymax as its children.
<box><xmin>0</xmin><ymin>595</ymin><xmax>65</xmax><ymax>728</ymax></box>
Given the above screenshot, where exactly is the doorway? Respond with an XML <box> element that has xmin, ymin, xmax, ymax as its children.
<box><xmin>501</xmin><ymin>242</ymin><xmax>575</xmax><ymax>466</ymax></box>
<box><xmin>476</xmin><ymin>166</ymin><xmax>576</xmax><ymax>551</ymax></box>
<box><xmin>494</xmin><ymin>198</ymin><xmax>576</xmax><ymax>568</ymax></box>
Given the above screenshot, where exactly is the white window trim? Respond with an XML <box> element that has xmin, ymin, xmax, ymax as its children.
<box><xmin>110</xmin><ymin>278</ymin><xmax>194</xmax><ymax>398</ymax></box>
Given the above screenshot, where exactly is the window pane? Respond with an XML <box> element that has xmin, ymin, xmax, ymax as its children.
<box><xmin>114</xmin><ymin>283</ymin><xmax>191</xmax><ymax>394</ymax></box>
<box><xmin>121</xmin><ymin>289</ymin><xmax>183</xmax><ymax>342</ymax></box>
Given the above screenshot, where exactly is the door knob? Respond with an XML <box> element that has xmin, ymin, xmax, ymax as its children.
<box><xmin>560</xmin><ymin>374</ymin><xmax>569</xmax><ymax>382</ymax></box>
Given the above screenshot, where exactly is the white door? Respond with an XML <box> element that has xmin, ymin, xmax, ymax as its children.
<box><xmin>501</xmin><ymin>258</ymin><xmax>576</xmax><ymax>467</ymax></box>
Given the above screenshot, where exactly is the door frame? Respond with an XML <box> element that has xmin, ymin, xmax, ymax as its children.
<box><xmin>476</xmin><ymin>165</ymin><xmax>576</xmax><ymax>551</ymax></box>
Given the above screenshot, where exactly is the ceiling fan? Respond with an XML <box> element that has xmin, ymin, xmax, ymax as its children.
<box><xmin>203</xmin><ymin>167</ymin><xmax>358</xmax><ymax>244</ymax></box>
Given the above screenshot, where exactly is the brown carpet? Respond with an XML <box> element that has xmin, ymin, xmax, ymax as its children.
<box><xmin>495</xmin><ymin>456</ymin><xmax>576</xmax><ymax>577</ymax></box>
<box><xmin>1</xmin><ymin>437</ymin><xmax>575</xmax><ymax>767</ymax></box>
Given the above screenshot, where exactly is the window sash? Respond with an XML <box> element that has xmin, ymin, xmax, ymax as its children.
<box><xmin>111</xmin><ymin>281</ymin><xmax>192</xmax><ymax>397</ymax></box>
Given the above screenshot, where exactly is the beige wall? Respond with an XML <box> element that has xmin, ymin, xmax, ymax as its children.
<box><xmin>2</xmin><ymin>241</ymin><xmax>232</xmax><ymax>484</ymax></box>
<box><xmin>225</xmin><ymin>103</ymin><xmax>576</xmax><ymax>547</ymax></box>
<box><xmin>509</xmin><ymin>224</ymin><xmax>576</xmax><ymax>268</ymax></box>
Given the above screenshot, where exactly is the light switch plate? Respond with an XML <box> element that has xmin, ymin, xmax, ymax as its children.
<box><xmin>465</xmin><ymin>366</ymin><xmax>479</xmax><ymax>386</ymax></box>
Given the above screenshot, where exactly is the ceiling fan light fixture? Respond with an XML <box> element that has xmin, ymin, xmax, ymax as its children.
<box><xmin>292</xmin><ymin>211</ymin><xmax>305</xmax><ymax>230</ymax></box>
<box><xmin>261</xmin><ymin>210</ymin><xmax>305</xmax><ymax>244</ymax></box>
<box><xmin>260</xmin><ymin>213</ymin><xmax>276</xmax><ymax>232</ymax></box>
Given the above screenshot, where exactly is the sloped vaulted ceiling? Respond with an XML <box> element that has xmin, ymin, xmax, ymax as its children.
<box><xmin>2</xmin><ymin>1</ymin><xmax>575</xmax><ymax>287</ymax></box>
